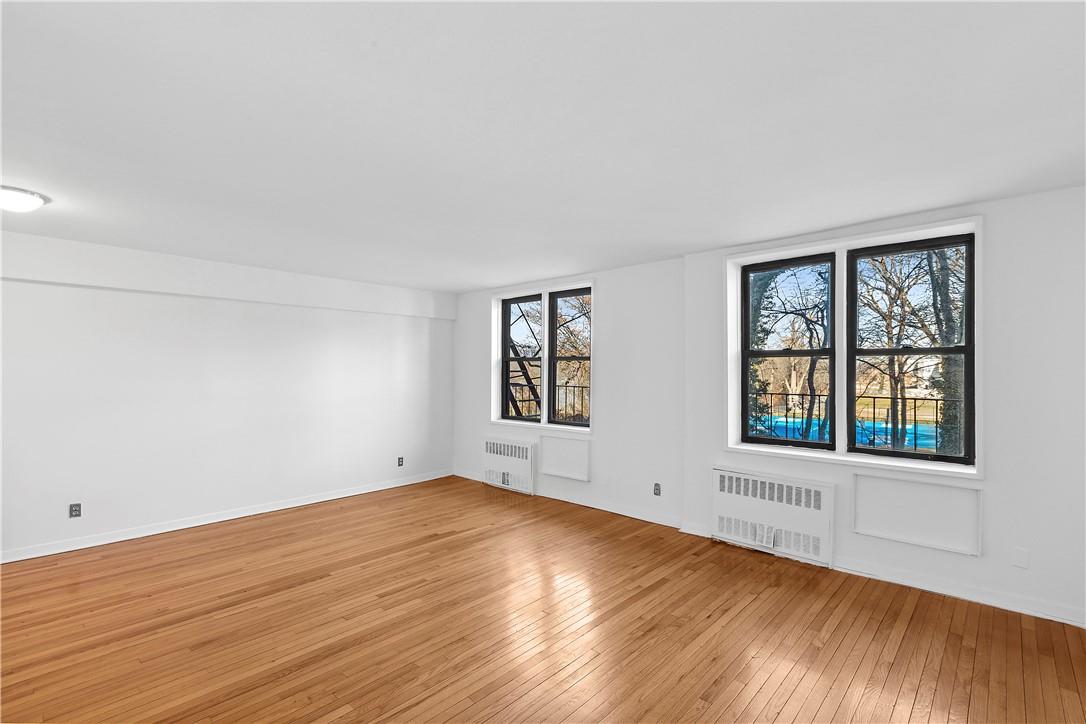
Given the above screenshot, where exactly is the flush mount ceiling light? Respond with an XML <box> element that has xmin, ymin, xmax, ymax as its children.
<box><xmin>0</xmin><ymin>185</ymin><xmax>51</xmax><ymax>213</ymax></box>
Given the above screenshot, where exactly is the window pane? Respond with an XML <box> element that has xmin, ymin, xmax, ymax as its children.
<box><xmin>506</xmin><ymin>298</ymin><xmax>543</xmax><ymax>357</ymax></box>
<box><xmin>748</xmin><ymin>261</ymin><xmax>831</xmax><ymax>351</ymax></box>
<box><xmin>855</xmin><ymin>244</ymin><xmax>968</xmax><ymax>349</ymax></box>
<box><xmin>853</xmin><ymin>354</ymin><xmax>966</xmax><ymax>456</ymax></box>
<box><xmin>553</xmin><ymin>359</ymin><xmax>590</xmax><ymax>424</ymax></box>
<box><xmin>746</xmin><ymin>356</ymin><xmax>831</xmax><ymax>442</ymax></box>
<box><xmin>554</xmin><ymin>292</ymin><xmax>591</xmax><ymax>357</ymax></box>
<box><xmin>504</xmin><ymin>359</ymin><xmax>541</xmax><ymax>420</ymax></box>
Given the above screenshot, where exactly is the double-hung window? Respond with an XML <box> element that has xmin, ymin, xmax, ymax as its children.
<box><xmin>740</xmin><ymin>232</ymin><xmax>976</xmax><ymax>466</ymax></box>
<box><xmin>742</xmin><ymin>254</ymin><xmax>835</xmax><ymax>449</ymax></box>
<box><xmin>499</xmin><ymin>287</ymin><xmax>592</xmax><ymax>426</ymax></box>
<box><xmin>501</xmin><ymin>295</ymin><xmax>543</xmax><ymax>422</ymax></box>
<box><xmin>549</xmin><ymin>288</ymin><xmax>592</xmax><ymax>426</ymax></box>
<box><xmin>847</xmin><ymin>235</ymin><xmax>974</xmax><ymax>464</ymax></box>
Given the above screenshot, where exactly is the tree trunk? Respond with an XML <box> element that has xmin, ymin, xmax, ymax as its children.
<box><xmin>801</xmin><ymin>356</ymin><xmax>818</xmax><ymax>440</ymax></box>
<box><xmin>927</xmin><ymin>250</ymin><xmax>962</xmax><ymax>454</ymax></box>
<box><xmin>888</xmin><ymin>356</ymin><xmax>906</xmax><ymax>448</ymax></box>
<box><xmin>746</xmin><ymin>272</ymin><xmax>780</xmax><ymax>431</ymax></box>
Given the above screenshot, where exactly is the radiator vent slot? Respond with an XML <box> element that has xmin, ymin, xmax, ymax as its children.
<box><xmin>482</xmin><ymin>438</ymin><xmax>535</xmax><ymax>495</ymax></box>
<box><xmin>717</xmin><ymin>516</ymin><xmax>822</xmax><ymax>559</ymax></box>
<box><xmin>719</xmin><ymin>473</ymin><xmax>822</xmax><ymax>510</ymax></box>
<box><xmin>485</xmin><ymin>440</ymin><xmax>531</xmax><ymax>460</ymax></box>
<box><xmin>712</xmin><ymin>468</ymin><xmax>833</xmax><ymax>566</ymax></box>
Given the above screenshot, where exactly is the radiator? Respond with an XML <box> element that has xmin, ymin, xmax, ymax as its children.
<box><xmin>712</xmin><ymin>468</ymin><xmax>834</xmax><ymax>566</ymax></box>
<box><xmin>482</xmin><ymin>438</ymin><xmax>535</xmax><ymax>495</ymax></box>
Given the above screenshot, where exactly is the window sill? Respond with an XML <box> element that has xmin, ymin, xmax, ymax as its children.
<box><xmin>725</xmin><ymin>442</ymin><xmax>982</xmax><ymax>483</ymax></box>
<box><xmin>489</xmin><ymin>419</ymin><xmax>592</xmax><ymax>436</ymax></box>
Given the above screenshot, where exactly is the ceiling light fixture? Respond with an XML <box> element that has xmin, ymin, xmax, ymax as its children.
<box><xmin>0</xmin><ymin>185</ymin><xmax>51</xmax><ymax>213</ymax></box>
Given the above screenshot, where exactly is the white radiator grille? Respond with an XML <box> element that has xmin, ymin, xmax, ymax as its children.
<box><xmin>717</xmin><ymin>516</ymin><xmax>822</xmax><ymax>559</ymax></box>
<box><xmin>718</xmin><ymin>473</ymin><xmax>823</xmax><ymax>511</ymax></box>
<box><xmin>483</xmin><ymin>438</ymin><xmax>535</xmax><ymax>494</ymax></box>
<box><xmin>712</xmin><ymin>469</ymin><xmax>833</xmax><ymax>566</ymax></box>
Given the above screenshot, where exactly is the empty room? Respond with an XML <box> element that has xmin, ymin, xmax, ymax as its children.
<box><xmin>2</xmin><ymin>1</ymin><xmax>1084</xmax><ymax>722</ymax></box>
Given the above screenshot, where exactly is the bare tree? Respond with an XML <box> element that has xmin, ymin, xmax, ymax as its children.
<box><xmin>748</xmin><ymin>264</ymin><xmax>831</xmax><ymax>441</ymax></box>
<box><xmin>855</xmin><ymin>247</ymin><xmax>966</xmax><ymax>452</ymax></box>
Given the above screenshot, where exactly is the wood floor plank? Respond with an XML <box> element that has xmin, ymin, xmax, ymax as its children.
<box><xmin>831</xmin><ymin>587</ymin><xmax>920</xmax><ymax>723</ymax></box>
<box><xmin>907</xmin><ymin>595</ymin><xmax>958</xmax><ymax>722</ymax></box>
<box><xmin>1038</xmin><ymin>615</ymin><xmax>1072</xmax><ymax>722</ymax></box>
<box><xmin>1050</xmin><ymin>619</ymin><xmax>1086</xmax><ymax>724</ymax></box>
<box><xmin>1008</xmin><ymin>612</ymin><xmax>1029</xmax><ymax>723</ymax></box>
<box><xmin>2</xmin><ymin>476</ymin><xmax>1083</xmax><ymax>723</ymax></box>
<box><xmin>947</xmin><ymin>601</ymin><xmax>982</xmax><ymax>724</ymax></box>
<box><xmin>850</xmin><ymin>592</ymin><xmax>933</xmax><ymax>723</ymax></box>
<box><xmin>1024</xmin><ymin>615</ymin><xmax>1050</xmax><ymax>722</ymax></box>
<box><xmin>808</xmin><ymin>582</ymin><xmax>901</xmax><ymax>720</ymax></box>
<box><xmin>884</xmin><ymin>594</ymin><xmax>946</xmax><ymax>722</ymax></box>
<box><xmin>1063</xmin><ymin>624</ymin><xmax>1086</xmax><ymax>723</ymax></box>
<box><xmin>966</xmin><ymin>604</ymin><xmax>993</xmax><ymax>724</ymax></box>
<box><xmin>716</xmin><ymin>577</ymin><xmax>870</xmax><ymax>722</ymax></box>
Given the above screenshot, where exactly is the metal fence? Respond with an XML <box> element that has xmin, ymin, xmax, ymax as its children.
<box><xmin>749</xmin><ymin>392</ymin><xmax>959</xmax><ymax>451</ymax></box>
<box><xmin>509</xmin><ymin>383</ymin><xmax>589</xmax><ymax>423</ymax></box>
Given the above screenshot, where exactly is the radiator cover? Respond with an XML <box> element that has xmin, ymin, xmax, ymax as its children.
<box><xmin>712</xmin><ymin>468</ymin><xmax>834</xmax><ymax>566</ymax></box>
<box><xmin>482</xmin><ymin>438</ymin><xmax>535</xmax><ymax>495</ymax></box>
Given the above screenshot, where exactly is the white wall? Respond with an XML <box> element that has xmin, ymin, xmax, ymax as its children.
<box><xmin>454</xmin><ymin>185</ymin><xmax>1086</xmax><ymax>626</ymax></box>
<box><xmin>452</xmin><ymin>258</ymin><xmax>685</xmax><ymax>527</ymax></box>
<box><xmin>684</xmin><ymin>185</ymin><xmax>1084</xmax><ymax>625</ymax></box>
<box><xmin>2</xmin><ymin>233</ymin><xmax>455</xmax><ymax>561</ymax></box>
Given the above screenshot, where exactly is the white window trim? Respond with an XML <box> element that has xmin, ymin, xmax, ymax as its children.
<box><xmin>491</xmin><ymin>280</ymin><xmax>594</xmax><ymax>433</ymax></box>
<box><xmin>724</xmin><ymin>216</ymin><xmax>983</xmax><ymax>480</ymax></box>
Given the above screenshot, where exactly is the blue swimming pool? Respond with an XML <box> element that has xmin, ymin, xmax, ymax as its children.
<box><xmin>753</xmin><ymin>416</ymin><xmax>942</xmax><ymax>449</ymax></box>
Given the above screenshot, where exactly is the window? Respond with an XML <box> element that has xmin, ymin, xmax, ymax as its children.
<box><xmin>736</xmin><ymin>231</ymin><xmax>976</xmax><ymax>467</ymax></box>
<box><xmin>549</xmin><ymin>287</ymin><xmax>592</xmax><ymax>426</ymax></box>
<box><xmin>501</xmin><ymin>294</ymin><xmax>543</xmax><ymax>421</ymax></box>
<box><xmin>498</xmin><ymin>287</ymin><xmax>592</xmax><ymax>426</ymax></box>
<box><xmin>742</xmin><ymin>254</ymin><xmax>835</xmax><ymax>449</ymax></box>
<box><xmin>848</xmin><ymin>234</ymin><xmax>974</xmax><ymax>464</ymax></box>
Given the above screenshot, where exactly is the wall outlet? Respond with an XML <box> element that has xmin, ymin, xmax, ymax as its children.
<box><xmin>69</xmin><ymin>503</ymin><xmax>82</xmax><ymax>518</ymax></box>
<box><xmin>1012</xmin><ymin>547</ymin><xmax>1030</xmax><ymax>569</ymax></box>
<box><xmin>653</xmin><ymin>483</ymin><xmax>661</xmax><ymax>496</ymax></box>
<box><xmin>397</xmin><ymin>457</ymin><xmax>404</xmax><ymax>467</ymax></box>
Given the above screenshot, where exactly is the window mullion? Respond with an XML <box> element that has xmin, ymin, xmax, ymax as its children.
<box><xmin>544</xmin><ymin>290</ymin><xmax>552</xmax><ymax>423</ymax></box>
<box><xmin>835</xmin><ymin>248</ymin><xmax>849</xmax><ymax>457</ymax></box>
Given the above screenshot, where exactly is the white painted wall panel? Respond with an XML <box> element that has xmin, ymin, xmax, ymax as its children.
<box><xmin>539</xmin><ymin>436</ymin><xmax>591</xmax><ymax>481</ymax></box>
<box><xmin>853</xmin><ymin>475</ymin><xmax>980</xmax><ymax>555</ymax></box>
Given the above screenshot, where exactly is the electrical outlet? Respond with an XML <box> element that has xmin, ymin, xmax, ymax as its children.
<box><xmin>1012</xmin><ymin>547</ymin><xmax>1030</xmax><ymax>569</ymax></box>
<box><xmin>653</xmin><ymin>483</ymin><xmax>661</xmax><ymax>496</ymax></box>
<box><xmin>397</xmin><ymin>457</ymin><xmax>404</xmax><ymax>467</ymax></box>
<box><xmin>69</xmin><ymin>503</ymin><xmax>82</xmax><ymax>518</ymax></box>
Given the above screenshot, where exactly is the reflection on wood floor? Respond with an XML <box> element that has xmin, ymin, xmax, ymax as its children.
<box><xmin>3</xmin><ymin>476</ymin><xmax>1084</xmax><ymax>722</ymax></box>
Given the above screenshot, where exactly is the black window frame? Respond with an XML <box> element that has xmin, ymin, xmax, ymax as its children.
<box><xmin>500</xmin><ymin>294</ymin><xmax>543</xmax><ymax>423</ymax></box>
<box><xmin>741</xmin><ymin>253</ymin><xmax>836</xmax><ymax>451</ymax></box>
<box><xmin>548</xmin><ymin>287</ymin><xmax>592</xmax><ymax>428</ymax></box>
<box><xmin>846</xmin><ymin>233</ymin><xmax>976</xmax><ymax>465</ymax></box>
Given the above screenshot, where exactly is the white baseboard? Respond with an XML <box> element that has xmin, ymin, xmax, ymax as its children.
<box><xmin>595</xmin><ymin>498</ymin><xmax>681</xmax><ymax>530</ymax></box>
<box><xmin>833</xmin><ymin>555</ymin><xmax>1085</xmax><ymax>628</ymax></box>
<box><xmin>685</xmin><ymin>506</ymin><xmax>1080</xmax><ymax>627</ymax></box>
<box><xmin>669</xmin><ymin>523</ymin><xmax>1081</xmax><ymax>627</ymax></box>
<box><xmin>459</xmin><ymin>468</ymin><xmax>682</xmax><ymax>530</ymax></box>
<box><xmin>1</xmin><ymin>470</ymin><xmax>452</xmax><ymax>563</ymax></box>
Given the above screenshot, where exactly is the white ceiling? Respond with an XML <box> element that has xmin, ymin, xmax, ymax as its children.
<box><xmin>3</xmin><ymin>3</ymin><xmax>1083</xmax><ymax>293</ymax></box>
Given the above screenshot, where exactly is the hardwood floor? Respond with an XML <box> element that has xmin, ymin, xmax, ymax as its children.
<box><xmin>3</xmin><ymin>476</ymin><xmax>1084</xmax><ymax>723</ymax></box>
